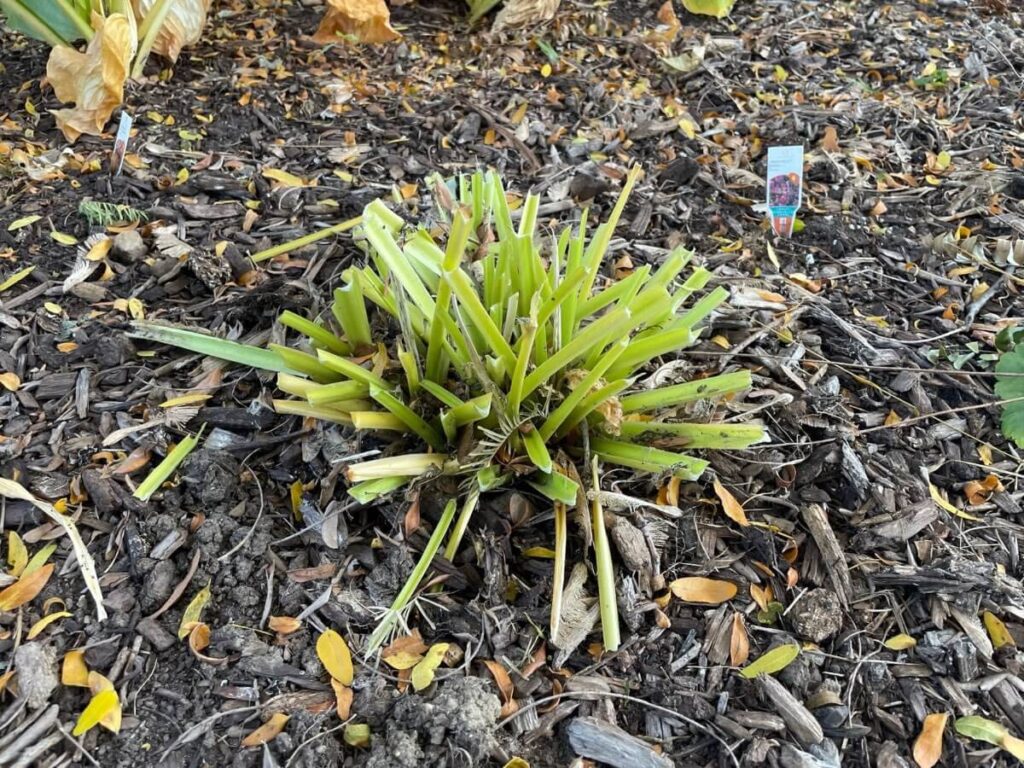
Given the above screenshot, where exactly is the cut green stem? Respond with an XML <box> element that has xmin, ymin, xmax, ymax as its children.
<box><xmin>133</xmin><ymin>427</ymin><xmax>203</xmax><ymax>501</ymax></box>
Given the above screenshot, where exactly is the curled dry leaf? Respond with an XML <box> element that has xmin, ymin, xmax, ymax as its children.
<box><xmin>63</xmin><ymin>650</ymin><xmax>90</xmax><ymax>687</ymax></box>
<box><xmin>317</xmin><ymin>629</ymin><xmax>354</xmax><ymax>685</ymax></box>
<box><xmin>914</xmin><ymin>713</ymin><xmax>948</xmax><ymax>768</ymax></box>
<box><xmin>730</xmin><ymin>612</ymin><xmax>750</xmax><ymax>666</ymax></box>
<box><xmin>269</xmin><ymin>616</ymin><xmax>302</xmax><ymax>635</ymax></box>
<box><xmin>47</xmin><ymin>13</ymin><xmax>137</xmax><ymax>143</ymax></box>
<box><xmin>241</xmin><ymin>712</ymin><xmax>289</xmax><ymax>748</ymax></box>
<box><xmin>670</xmin><ymin>576</ymin><xmax>737</xmax><ymax>605</ymax></box>
<box><xmin>331</xmin><ymin>678</ymin><xmax>353</xmax><ymax>719</ymax></box>
<box><xmin>712</xmin><ymin>477</ymin><xmax>749</xmax><ymax>526</ymax></box>
<box><xmin>132</xmin><ymin>0</ymin><xmax>212</xmax><ymax>62</ymax></box>
<box><xmin>481</xmin><ymin>659</ymin><xmax>514</xmax><ymax>704</ymax></box>
<box><xmin>313</xmin><ymin>0</ymin><xmax>400</xmax><ymax>44</ymax></box>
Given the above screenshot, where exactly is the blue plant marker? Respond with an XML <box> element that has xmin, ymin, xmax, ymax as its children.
<box><xmin>766</xmin><ymin>145</ymin><xmax>804</xmax><ymax>237</ymax></box>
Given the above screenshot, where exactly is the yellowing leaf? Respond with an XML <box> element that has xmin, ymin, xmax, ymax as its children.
<box><xmin>313</xmin><ymin>0</ymin><xmax>400</xmax><ymax>44</ymax></box>
<box><xmin>269</xmin><ymin>615</ymin><xmax>302</xmax><ymax>635</ymax></box>
<box><xmin>521</xmin><ymin>546</ymin><xmax>556</xmax><ymax>558</ymax></box>
<box><xmin>0</xmin><ymin>562</ymin><xmax>54</xmax><ymax>610</ymax></box>
<box><xmin>317</xmin><ymin>629</ymin><xmax>354</xmax><ymax>685</ymax></box>
<box><xmin>73</xmin><ymin>689</ymin><xmax>119</xmax><ymax>736</ymax></box>
<box><xmin>127</xmin><ymin>297</ymin><xmax>145</xmax><ymax>320</ymax></box>
<box><xmin>132</xmin><ymin>0</ymin><xmax>212</xmax><ymax>63</ymax></box>
<box><xmin>682</xmin><ymin>0</ymin><xmax>735</xmax><ymax>18</ymax></box>
<box><xmin>955</xmin><ymin>715</ymin><xmax>1008</xmax><ymax>747</ymax></box>
<box><xmin>44</xmin><ymin>302</ymin><xmax>63</xmax><ymax>315</ymax></box>
<box><xmin>87</xmin><ymin>672</ymin><xmax>122</xmax><ymax>732</ymax></box>
<box><xmin>262</xmin><ymin>167</ymin><xmax>313</xmax><ymax>188</ymax></box>
<box><xmin>46</xmin><ymin>13</ymin><xmax>136</xmax><ymax>143</ymax></box>
<box><xmin>935</xmin><ymin>151</ymin><xmax>952</xmax><ymax>171</ymax></box>
<box><xmin>63</xmin><ymin>650</ymin><xmax>91</xmax><ymax>687</ymax></box>
<box><xmin>85</xmin><ymin>238</ymin><xmax>113</xmax><ymax>261</ymax></box>
<box><xmin>27</xmin><ymin>610</ymin><xmax>71</xmax><ymax>639</ymax></box>
<box><xmin>411</xmin><ymin>643</ymin><xmax>449</xmax><ymax>692</ymax></box>
<box><xmin>160</xmin><ymin>392</ymin><xmax>212</xmax><ymax>408</ymax></box>
<box><xmin>884</xmin><ymin>633</ymin><xmax>917</xmax><ymax>650</ymax></box>
<box><xmin>383</xmin><ymin>650</ymin><xmax>424</xmax><ymax>670</ymax></box>
<box><xmin>713</xmin><ymin>477</ymin><xmax>749</xmax><ymax>526</ymax></box>
<box><xmin>739</xmin><ymin>643</ymin><xmax>800</xmax><ymax>679</ymax></box>
<box><xmin>670</xmin><ymin>576</ymin><xmax>737</xmax><ymax>605</ymax></box>
<box><xmin>0</xmin><ymin>266</ymin><xmax>35</xmax><ymax>291</ymax></box>
<box><xmin>503</xmin><ymin>759</ymin><xmax>530</xmax><ymax>768</ymax></box>
<box><xmin>930</xmin><ymin>482</ymin><xmax>980</xmax><ymax>521</ymax></box>
<box><xmin>978</xmin><ymin>444</ymin><xmax>994</xmax><ymax>466</ymax></box>
<box><xmin>0</xmin><ymin>372</ymin><xmax>20</xmax><ymax>392</ymax></box>
<box><xmin>331</xmin><ymin>678</ymin><xmax>353</xmax><ymax>719</ymax></box>
<box><xmin>51</xmin><ymin>230</ymin><xmax>78</xmax><ymax>245</ymax></box>
<box><xmin>7</xmin><ymin>531</ymin><xmax>28</xmax><ymax>577</ymax></box>
<box><xmin>730</xmin><ymin>612</ymin><xmax>750</xmax><ymax>666</ymax></box>
<box><xmin>7</xmin><ymin>216</ymin><xmax>40</xmax><ymax>232</ymax></box>
<box><xmin>241</xmin><ymin>712</ymin><xmax>289</xmax><ymax>747</ymax></box>
<box><xmin>177</xmin><ymin>583</ymin><xmax>211</xmax><ymax>639</ymax></box>
<box><xmin>984</xmin><ymin>611</ymin><xmax>1016</xmax><ymax>649</ymax></box>
<box><xmin>914</xmin><ymin>713</ymin><xmax>948</xmax><ymax>768</ymax></box>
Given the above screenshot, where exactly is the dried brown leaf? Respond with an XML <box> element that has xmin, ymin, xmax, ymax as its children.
<box><xmin>313</xmin><ymin>0</ymin><xmax>400</xmax><ymax>44</ymax></box>
<box><xmin>914</xmin><ymin>713</ymin><xmax>948</xmax><ymax>768</ymax></box>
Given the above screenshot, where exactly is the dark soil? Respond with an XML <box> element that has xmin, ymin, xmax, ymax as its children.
<box><xmin>3</xmin><ymin>1</ymin><xmax>1024</xmax><ymax>767</ymax></box>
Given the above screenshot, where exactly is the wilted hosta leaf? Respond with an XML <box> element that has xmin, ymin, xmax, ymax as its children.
<box><xmin>132</xmin><ymin>0</ymin><xmax>212</xmax><ymax>62</ymax></box>
<box><xmin>47</xmin><ymin>13</ymin><xmax>137</xmax><ymax>142</ymax></box>
<box><xmin>493</xmin><ymin>0</ymin><xmax>561</xmax><ymax>31</ymax></box>
<box><xmin>313</xmin><ymin>0</ymin><xmax>400</xmax><ymax>44</ymax></box>
<box><xmin>682</xmin><ymin>0</ymin><xmax>736</xmax><ymax>17</ymax></box>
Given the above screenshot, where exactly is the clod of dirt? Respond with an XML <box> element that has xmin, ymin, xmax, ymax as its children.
<box><xmin>13</xmin><ymin>643</ymin><xmax>58</xmax><ymax>709</ymax></box>
<box><xmin>181</xmin><ymin>450</ymin><xmax>239</xmax><ymax>505</ymax></box>
<box><xmin>364</xmin><ymin>546</ymin><xmax>415</xmax><ymax>606</ymax></box>
<box><xmin>789</xmin><ymin>588</ymin><xmax>843</xmax><ymax>643</ymax></box>
<box><xmin>112</xmin><ymin>230</ymin><xmax>147</xmax><ymax>261</ymax></box>
<box><xmin>366</xmin><ymin>676</ymin><xmax>501</xmax><ymax>768</ymax></box>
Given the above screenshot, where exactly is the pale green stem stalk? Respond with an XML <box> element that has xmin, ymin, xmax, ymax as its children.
<box><xmin>368</xmin><ymin>499</ymin><xmax>458</xmax><ymax>652</ymax></box>
<box><xmin>590</xmin><ymin>457</ymin><xmax>620</xmax><ymax>652</ymax></box>
<box><xmin>133</xmin><ymin>427</ymin><xmax>203</xmax><ymax>501</ymax></box>
<box><xmin>619</xmin><ymin>370</ymin><xmax>752</xmax><ymax>413</ymax></box>
<box><xmin>550</xmin><ymin>501</ymin><xmax>567</xmax><ymax>640</ymax></box>
<box><xmin>279</xmin><ymin>310</ymin><xmax>350</xmax><ymax>355</ymax></box>
<box><xmin>131</xmin><ymin>0</ymin><xmax>175</xmax><ymax>78</ymax></box>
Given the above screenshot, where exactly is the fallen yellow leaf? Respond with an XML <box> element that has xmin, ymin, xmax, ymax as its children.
<box><xmin>0</xmin><ymin>372</ymin><xmax>22</xmax><ymax>392</ymax></box>
<box><xmin>884</xmin><ymin>633</ymin><xmax>917</xmax><ymax>650</ymax></box>
<box><xmin>411</xmin><ymin>643</ymin><xmax>449</xmax><ymax>692</ymax></box>
<box><xmin>269</xmin><ymin>616</ymin><xmax>302</xmax><ymax>635</ymax></box>
<box><xmin>317</xmin><ymin>629</ymin><xmax>354</xmax><ymax>685</ymax></box>
<box><xmin>27</xmin><ymin>610</ymin><xmax>72</xmax><ymax>640</ymax></box>
<box><xmin>983</xmin><ymin>611</ymin><xmax>1016</xmax><ymax>650</ymax></box>
<box><xmin>88</xmin><ymin>672</ymin><xmax>122</xmax><ymax>733</ymax></box>
<box><xmin>331</xmin><ymin>677</ymin><xmax>353</xmax><ymax>719</ymax></box>
<box><xmin>73</xmin><ymin>688</ymin><xmax>119</xmax><ymax>736</ymax></box>
<box><xmin>178</xmin><ymin>583</ymin><xmax>211</xmax><ymax>639</ymax></box>
<box><xmin>739</xmin><ymin>643</ymin><xmax>800</xmax><ymax>678</ymax></box>
<box><xmin>7</xmin><ymin>531</ymin><xmax>27</xmax><ymax>576</ymax></box>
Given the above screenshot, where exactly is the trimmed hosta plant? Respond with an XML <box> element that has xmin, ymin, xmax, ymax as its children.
<box><xmin>131</xmin><ymin>168</ymin><xmax>765</xmax><ymax>651</ymax></box>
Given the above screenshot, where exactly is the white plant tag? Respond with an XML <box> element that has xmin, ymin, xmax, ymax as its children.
<box><xmin>110</xmin><ymin>112</ymin><xmax>133</xmax><ymax>176</ymax></box>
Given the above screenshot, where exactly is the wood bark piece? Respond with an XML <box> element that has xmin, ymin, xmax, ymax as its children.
<box><xmin>566</xmin><ymin>716</ymin><xmax>675</xmax><ymax>768</ymax></box>
<box><xmin>801</xmin><ymin>504</ymin><xmax>852</xmax><ymax>606</ymax></box>
<box><xmin>756</xmin><ymin>675</ymin><xmax>823</xmax><ymax>747</ymax></box>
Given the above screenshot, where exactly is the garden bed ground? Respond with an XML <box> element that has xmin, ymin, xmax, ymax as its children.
<box><xmin>2</xmin><ymin>1</ymin><xmax>1024</xmax><ymax>766</ymax></box>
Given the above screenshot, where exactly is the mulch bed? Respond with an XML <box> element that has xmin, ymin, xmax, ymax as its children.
<box><xmin>2</xmin><ymin>0</ymin><xmax>1024</xmax><ymax>766</ymax></box>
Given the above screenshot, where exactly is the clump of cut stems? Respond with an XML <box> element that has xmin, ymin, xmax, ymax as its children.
<box><xmin>131</xmin><ymin>168</ymin><xmax>765</xmax><ymax>652</ymax></box>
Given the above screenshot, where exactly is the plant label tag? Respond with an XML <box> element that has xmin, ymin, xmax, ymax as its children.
<box><xmin>110</xmin><ymin>112</ymin><xmax>132</xmax><ymax>176</ymax></box>
<box><xmin>766</xmin><ymin>145</ymin><xmax>804</xmax><ymax>237</ymax></box>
